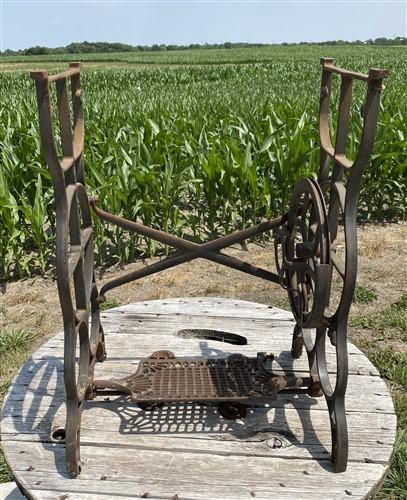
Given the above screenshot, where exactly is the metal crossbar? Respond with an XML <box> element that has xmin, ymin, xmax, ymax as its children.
<box><xmin>30</xmin><ymin>59</ymin><xmax>388</xmax><ymax>477</ymax></box>
<box><xmin>91</xmin><ymin>202</ymin><xmax>286</xmax><ymax>297</ymax></box>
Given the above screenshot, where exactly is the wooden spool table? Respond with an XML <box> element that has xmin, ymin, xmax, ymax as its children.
<box><xmin>1</xmin><ymin>298</ymin><xmax>396</xmax><ymax>500</ymax></box>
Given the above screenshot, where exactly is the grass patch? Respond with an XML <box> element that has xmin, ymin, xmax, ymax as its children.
<box><xmin>353</xmin><ymin>285</ymin><xmax>377</xmax><ymax>304</ymax></box>
<box><xmin>0</xmin><ymin>449</ymin><xmax>12</xmax><ymax>483</ymax></box>
<box><xmin>100</xmin><ymin>298</ymin><xmax>121</xmax><ymax>311</ymax></box>
<box><xmin>393</xmin><ymin>391</ymin><xmax>407</xmax><ymax>429</ymax></box>
<box><xmin>369</xmin><ymin>349</ymin><xmax>407</xmax><ymax>389</ymax></box>
<box><xmin>0</xmin><ymin>329</ymin><xmax>34</xmax><ymax>400</ymax></box>
<box><xmin>356</xmin><ymin>332</ymin><xmax>407</xmax><ymax>500</ymax></box>
<box><xmin>362</xmin><ymin>345</ymin><xmax>407</xmax><ymax>498</ymax></box>
<box><xmin>0</xmin><ymin>329</ymin><xmax>32</xmax><ymax>354</ymax></box>
<box><xmin>0</xmin><ymin>329</ymin><xmax>34</xmax><ymax>483</ymax></box>
<box><xmin>350</xmin><ymin>292</ymin><xmax>407</xmax><ymax>340</ymax></box>
<box><xmin>353</xmin><ymin>291</ymin><xmax>407</xmax><ymax>497</ymax></box>
<box><xmin>377</xmin><ymin>430</ymin><xmax>407</xmax><ymax>499</ymax></box>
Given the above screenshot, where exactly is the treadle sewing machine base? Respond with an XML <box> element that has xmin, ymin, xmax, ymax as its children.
<box><xmin>94</xmin><ymin>350</ymin><xmax>313</xmax><ymax>418</ymax></box>
<box><xmin>28</xmin><ymin>59</ymin><xmax>388</xmax><ymax>476</ymax></box>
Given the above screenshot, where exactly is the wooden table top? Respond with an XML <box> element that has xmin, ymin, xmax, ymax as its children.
<box><xmin>1</xmin><ymin>298</ymin><xmax>396</xmax><ymax>499</ymax></box>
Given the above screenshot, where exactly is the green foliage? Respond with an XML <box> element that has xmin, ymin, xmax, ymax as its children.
<box><xmin>353</xmin><ymin>295</ymin><xmax>407</xmax><ymax>497</ymax></box>
<box><xmin>0</xmin><ymin>329</ymin><xmax>33</xmax><ymax>393</ymax></box>
<box><xmin>353</xmin><ymin>285</ymin><xmax>377</xmax><ymax>304</ymax></box>
<box><xmin>0</xmin><ymin>46</ymin><xmax>406</xmax><ymax>278</ymax></box>
<box><xmin>0</xmin><ymin>329</ymin><xmax>32</xmax><ymax>355</ymax></box>
<box><xmin>1</xmin><ymin>39</ymin><xmax>407</xmax><ymax>60</ymax></box>
<box><xmin>351</xmin><ymin>293</ymin><xmax>407</xmax><ymax>339</ymax></box>
<box><xmin>376</xmin><ymin>430</ymin><xmax>407</xmax><ymax>499</ymax></box>
<box><xmin>370</xmin><ymin>348</ymin><xmax>407</xmax><ymax>389</ymax></box>
<box><xmin>369</xmin><ymin>349</ymin><xmax>407</xmax><ymax>499</ymax></box>
<box><xmin>0</xmin><ymin>448</ymin><xmax>12</xmax><ymax>483</ymax></box>
<box><xmin>100</xmin><ymin>298</ymin><xmax>121</xmax><ymax>311</ymax></box>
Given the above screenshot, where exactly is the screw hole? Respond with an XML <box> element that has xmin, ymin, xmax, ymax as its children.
<box><xmin>51</xmin><ymin>428</ymin><xmax>66</xmax><ymax>442</ymax></box>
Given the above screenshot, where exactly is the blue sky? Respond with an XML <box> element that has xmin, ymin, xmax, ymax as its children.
<box><xmin>1</xmin><ymin>1</ymin><xmax>406</xmax><ymax>51</ymax></box>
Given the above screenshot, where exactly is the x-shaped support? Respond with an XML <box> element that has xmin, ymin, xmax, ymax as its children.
<box><xmin>90</xmin><ymin>199</ymin><xmax>286</xmax><ymax>300</ymax></box>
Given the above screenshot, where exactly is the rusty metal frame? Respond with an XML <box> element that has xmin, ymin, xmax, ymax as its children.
<box><xmin>30</xmin><ymin>59</ymin><xmax>388</xmax><ymax>477</ymax></box>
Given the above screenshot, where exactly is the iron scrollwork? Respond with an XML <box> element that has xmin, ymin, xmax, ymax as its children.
<box><xmin>31</xmin><ymin>59</ymin><xmax>388</xmax><ymax>476</ymax></box>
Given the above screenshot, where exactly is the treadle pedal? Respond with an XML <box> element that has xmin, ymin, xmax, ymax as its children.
<box><xmin>96</xmin><ymin>351</ymin><xmax>306</xmax><ymax>404</ymax></box>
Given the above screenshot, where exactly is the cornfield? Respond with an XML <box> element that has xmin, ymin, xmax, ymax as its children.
<box><xmin>1</xmin><ymin>46</ymin><xmax>406</xmax><ymax>278</ymax></box>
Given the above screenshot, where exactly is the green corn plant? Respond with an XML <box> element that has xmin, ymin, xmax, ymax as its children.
<box><xmin>0</xmin><ymin>45</ymin><xmax>406</xmax><ymax>276</ymax></box>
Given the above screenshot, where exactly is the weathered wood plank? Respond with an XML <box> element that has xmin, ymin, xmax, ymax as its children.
<box><xmin>1</xmin><ymin>399</ymin><xmax>396</xmax><ymax>444</ymax></box>
<box><xmin>31</xmin><ymin>328</ymin><xmax>380</xmax><ymax>377</ymax></box>
<box><xmin>4</xmin><ymin>442</ymin><xmax>389</xmax><ymax>499</ymax></box>
<box><xmin>0</xmin><ymin>298</ymin><xmax>396</xmax><ymax>500</ymax></box>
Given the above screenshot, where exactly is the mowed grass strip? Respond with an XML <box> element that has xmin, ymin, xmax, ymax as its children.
<box><xmin>0</xmin><ymin>328</ymin><xmax>35</xmax><ymax>483</ymax></box>
<box><xmin>351</xmin><ymin>292</ymin><xmax>407</xmax><ymax>341</ymax></box>
<box><xmin>354</xmin><ymin>292</ymin><xmax>407</xmax><ymax>498</ymax></box>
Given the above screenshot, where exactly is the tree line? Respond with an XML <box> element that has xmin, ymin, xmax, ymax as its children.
<box><xmin>2</xmin><ymin>38</ymin><xmax>407</xmax><ymax>56</ymax></box>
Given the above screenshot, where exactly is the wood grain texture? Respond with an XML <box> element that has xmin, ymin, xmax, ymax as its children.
<box><xmin>1</xmin><ymin>298</ymin><xmax>396</xmax><ymax>500</ymax></box>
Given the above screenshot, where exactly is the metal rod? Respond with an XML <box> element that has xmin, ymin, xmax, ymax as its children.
<box><xmin>93</xmin><ymin>203</ymin><xmax>285</xmax><ymax>297</ymax></box>
<box><xmin>99</xmin><ymin>245</ymin><xmax>282</xmax><ymax>299</ymax></box>
<box><xmin>92</xmin><ymin>203</ymin><xmax>286</xmax><ymax>253</ymax></box>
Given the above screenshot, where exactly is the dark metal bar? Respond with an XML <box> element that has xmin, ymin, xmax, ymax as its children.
<box><xmin>92</xmin><ymin>203</ymin><xmax>286</xmax><ymax>253</ymax></box>
<box><xmin>334</xmin><ymin>77</ymin><xmax>353</xmax><ymax>157</ymax></box>
<box><xmin>69</xmin><ymin>63</ymin><xmax>85</xmax><ymax>185</ymax></box>
<box><xmin>321</xmin><ymin>59</ymin><xmax>388</xmax><ymax>82</ymax></box>
<box><xmin>93</xmin><ymin>204</ymin><xmax>284</xmax><ymax>297</ymax></box>
<box><xmin>49</xmin><ymin>66</ymin><xmax>81</xmax><ymax>83</ymax></box>
<box><xmin>55</xmin><ymin>79</ymin><xmax>74</xmax><ymax>158</ymax></box>
<box><xmin>100</xmin><ymin>248</ymin><xmax>282</xmax><ymax>298</ymax></box>
<box><xmin>99</xmin><ymin>251</ymin><xmax>196</xmax><ymax>298</ymax></box>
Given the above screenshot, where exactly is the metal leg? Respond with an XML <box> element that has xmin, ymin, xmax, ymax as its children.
<box><xmin>291</xmin><ymin>324</ymin><xmax>303</xmax><ymax>359</ymax></box>
<box><xmin>328</xmin><ymin>396</ymin><xmax>348</xmax><ymax>473</ymax></box>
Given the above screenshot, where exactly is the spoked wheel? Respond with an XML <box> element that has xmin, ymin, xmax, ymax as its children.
<box><xmin>276</xmin><ymin>178</ymin><xmax>332</xmax><ymax>330</ymax></box>
<box><xmin>275</xmin><ymin>177</ymin><xmax>332</xmax><ymax>394</ymax></box>
<box><xmin>276</xmin><ymin>178</ymin><xmax>348</xmax><ymax>470</ymax></box>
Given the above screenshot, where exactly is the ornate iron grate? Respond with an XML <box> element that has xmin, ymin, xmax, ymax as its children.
<box><xmin>95</xmin><ymin>352</ymin><xmax>306</xmax><ymax>404</ymax></box>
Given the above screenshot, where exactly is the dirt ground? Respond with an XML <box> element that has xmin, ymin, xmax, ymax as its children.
<box><xmin>1</xmin><ymin>223</ymin><xmax>406</xmax><ymax>356</ymax></box>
